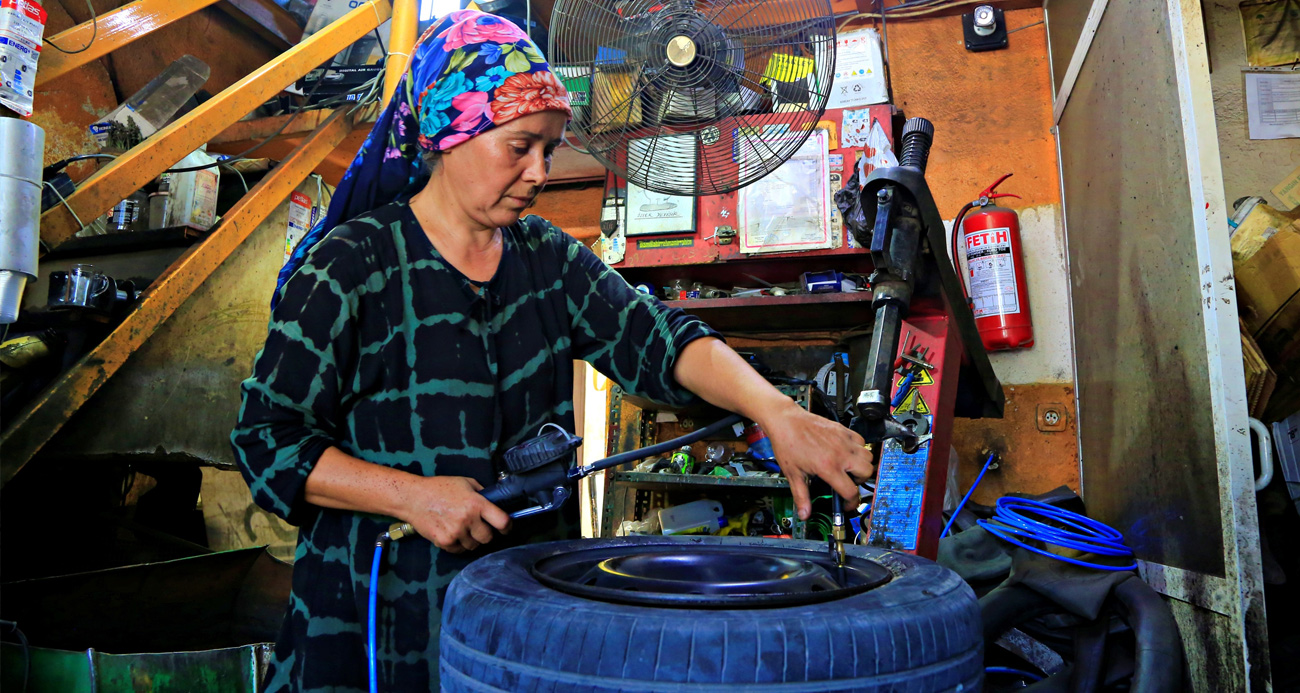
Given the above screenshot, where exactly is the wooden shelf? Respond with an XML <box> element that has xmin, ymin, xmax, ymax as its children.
<box><xmin>44</xmin><ymin>227</ymin><xmax>209</xmax><ymax>260</ymax></box>
<box><xmin>610</xmin><ymin>471</ymin><xmax>790</xmax><ymax>492</ymax></box>
<box><xmin>662</xmin><ymin>291</ymin><xmax>874</xmax><ymax>333</ymax></box>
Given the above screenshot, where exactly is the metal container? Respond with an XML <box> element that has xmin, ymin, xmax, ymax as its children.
<box><xmin>48</xmin><ymin>264</ymin><xmax>114</xmax><ymax>310</ymax></box>
<box><xmin>0</xmin><ymin>118</ymin><xmax>44</xmax><ymax>324</ymax></box>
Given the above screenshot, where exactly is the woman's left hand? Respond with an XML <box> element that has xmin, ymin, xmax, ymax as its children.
<box><xmin>759</xmin><ymin>399</ymin><xmax>875</xmax><ymax>521</ymax></box>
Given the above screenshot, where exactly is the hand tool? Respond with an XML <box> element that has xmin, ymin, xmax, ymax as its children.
<box><xmin>831</xmin><ymin>493</ymin><xmax>847</xmax><ymax>582</ymax></box>
<box><xmin>899</xmin><ymin>351</ymin><xmax>935</xmax><ymax>372</ymax></box>
<box><xmin>890</xmin><ymin>371</ymin><xmax>916</xmax><ymax>409</ymax></box>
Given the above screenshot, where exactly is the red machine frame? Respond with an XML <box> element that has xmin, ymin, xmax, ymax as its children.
<box><xmin>862</xmin><ymin>314</ymin><xmax>963</xmax><ymax>559</ymax></box>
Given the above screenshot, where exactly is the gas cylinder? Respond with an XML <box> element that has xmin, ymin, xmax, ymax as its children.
<box><xmin>955</xmin><ymin>174</ymin><xmax>1034</xmax><ymax>350</ymax></box>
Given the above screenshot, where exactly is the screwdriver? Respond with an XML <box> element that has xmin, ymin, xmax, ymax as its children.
<box><xmin>890</xmin><ymin>371</ymin><xmax>916</xmax><ymax>408</ymax></box>
<box><xmin>831</xmin><ymin>494</ymin><xmax>847</xmax><ymax>583</ymax></box>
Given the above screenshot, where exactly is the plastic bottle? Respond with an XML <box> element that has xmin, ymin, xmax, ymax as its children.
<box><xmin>658</xmin><ymin>499</ymin><xmax>725</xmax><ymax>536</ymax></box>
<box><xmin>91</xmin><ymin>56</ymin><xmax>210</xmax><ymax>146</ymax></box>
<box><xmin>107</xmin><ymin>191</ymin><xmax>148</xmax><ymax>234</ymax></box>
<box><xmin>148</xmin><ymin>174</ymin><xmax>172</xmax><ymax>230</ymax></box>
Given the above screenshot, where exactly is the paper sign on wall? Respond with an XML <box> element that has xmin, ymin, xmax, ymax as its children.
<box><xmin>739</xmin><ymin>129</ymin><xmax>833</xmax><ymax>254</ymax></box>
<box><xmin>826</xmin><ymin>28</ymin><xmax>889</xmax><ymax>109</ymax></box>
<box><xmin>1246</xmin><ymin>71</ymin><xmax>1300</xmax><ymax>140</ymax></box>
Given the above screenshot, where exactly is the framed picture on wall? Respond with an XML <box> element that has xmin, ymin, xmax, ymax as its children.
<box><xmin>624</xmin><ymin>134</ymin><xmax>697</xmax><ymax>236</ymax></box>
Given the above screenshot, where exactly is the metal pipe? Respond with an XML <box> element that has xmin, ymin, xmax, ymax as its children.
<box><xmin>0</xmin><ymin>119</ymin><xmax>44</xmax><ymax>324</ymax></box>
<box><xmin>384</xmin><ymin>0</ymin><xmax>420</xmax><ymax>106</ymax></box>
<box><xmin>577</xmin><ymin>414</ymin><xmax>745</xmax><ymax>477</ymax></box>
<box><xmin>856</xmin><ymin>301</ymin><xmax>900</xmax><ymax>420</ymax></box>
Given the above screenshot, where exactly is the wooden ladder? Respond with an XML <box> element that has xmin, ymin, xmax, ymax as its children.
<box><xmin>1</xmin><ymin>0</ymin><xmax>419</xmax><ymax>486</ymax></box>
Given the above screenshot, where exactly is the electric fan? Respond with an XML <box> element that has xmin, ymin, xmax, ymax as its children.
<box><xmin>549</xmin><ymin>0</ymin><xmax>837</xmax><ymax>196</ymax></box>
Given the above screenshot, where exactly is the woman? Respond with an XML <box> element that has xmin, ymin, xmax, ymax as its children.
<box><xmin>232</xmin><ymin>11</ymin><xmax>874</xmax><ymax>691</ymax></box>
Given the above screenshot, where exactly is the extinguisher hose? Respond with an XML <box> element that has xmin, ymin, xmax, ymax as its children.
<box><xmin>949</xmin><ymin>202</ymin><xmax>974</xmax><ymax>305</ymax></box>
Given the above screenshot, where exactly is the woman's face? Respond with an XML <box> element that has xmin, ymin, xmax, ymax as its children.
<box><xmin>438</xmin><ymin>111</ymin><xmax>568</xmax><ymax>230</ymax></box>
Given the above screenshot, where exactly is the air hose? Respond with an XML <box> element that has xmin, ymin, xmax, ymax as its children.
<box><xmin>366</xmin><ymin>413</ymin><xmax>743</xmax><ymax>692</ymax></box>
<box><xmin>941</xmin><ymin>452</ymin><xmax>997</xmax><ymax>538</ymax></box>
<box><xmin>368</xmin><ymin>534</ymin><xmax>385</xmax><ymax>693</ymax></box>
<box><xmin>978</xmin><ymin>497</ymin><xmax>1137</xmax><ymax>572</ymax></box>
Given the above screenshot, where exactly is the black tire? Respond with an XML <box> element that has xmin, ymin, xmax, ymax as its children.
<box><xmin>441</xmin><ymin>536</ymin><xmax>982</xmax><ymax>692</ymax></box>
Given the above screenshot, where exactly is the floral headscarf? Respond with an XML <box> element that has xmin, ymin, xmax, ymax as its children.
<box><xmin>273</xmin><ymin>10</ymin><xmax>571</xmax><ymax>307</ymax></box>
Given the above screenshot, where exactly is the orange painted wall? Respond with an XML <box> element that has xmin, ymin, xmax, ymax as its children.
<box><xmin>873</xmin><ymin>7</ymin><xmax>1058</xmax><ymax>215</ymax></box>
<box><xmin>872</xmin><ymin>9</ymin><xmax>1077</xmax><ymax>494</ymax></box>
<box><xmin>534</xmin><ymin>8</ymin><xmax>1059</xmax><ymax>235</ymax></box>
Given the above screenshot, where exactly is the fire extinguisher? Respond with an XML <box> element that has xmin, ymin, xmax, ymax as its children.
<box><xmin>950</xmin><ymin>173</ymin><xmax>1034</xmax><ymax>351</ymax></box>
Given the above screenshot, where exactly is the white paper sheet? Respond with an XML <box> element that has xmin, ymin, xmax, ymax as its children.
<box><xmin>739</xmin><ymin>130</ymin><xmax>833</xmax><ymax>254</ymax></box>
<box><xmin>826</xmin><ymin>29</ymin><xmax>889</xmax><ymax>109</ymax></box>
<box><xmin>1246</xmin><ymin>71</ymin><xmax>1300</xmax><ymax>140</ymax></box>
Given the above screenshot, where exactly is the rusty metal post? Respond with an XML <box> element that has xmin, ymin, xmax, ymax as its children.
<box><xmin>0</xmin><ymin>110</ymin><xmax>354</xmax><ymax>487</ymax></box>
<box><xmin>383</xmin><ymin>0</ymin><xmax>419</xmax><ymax>106</ymax></box>
<box><xmin>37</xmin><ymin>0</ymin><xmax>392</xmax><ymax>253</ymax></box>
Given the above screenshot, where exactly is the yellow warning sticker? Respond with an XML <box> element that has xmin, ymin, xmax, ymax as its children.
<box><xmin>892</xmin><ymin>388</ymin><xmax>930</xmax><ymax>415</ymax></box>
<box><xmin>896</xmin><ymin>369</ymin><xmax>934</xmax><ymax>388</ymax></box>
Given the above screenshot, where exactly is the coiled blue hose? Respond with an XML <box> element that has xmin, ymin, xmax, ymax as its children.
<box><xmin>985</xmin><ymin>666</ymin><xmax>1044</xmax><ymax>681</ymax></box>
<box><xmin>978</xmin><ymin>497</ymin><xmax>1137</xmax><ymax>571</ymax></box>
<box><xmin>369</xmin><ymin>538</ymin><xmax>386</xmax><ymax>693</ymax></box>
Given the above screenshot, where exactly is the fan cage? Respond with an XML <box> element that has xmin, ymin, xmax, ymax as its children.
<box><xmin>549</xmin><ymin>0</ymin><xmax>836</xmax><ymax>197</ymax></box>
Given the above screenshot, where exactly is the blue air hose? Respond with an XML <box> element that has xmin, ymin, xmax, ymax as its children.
<box><xmin>941</xmin><ymin>452</ymin><xmax>997</xmax><ymax>537</ymax></box>
<box><xmin>369</xmin><ymin>536</ymin><xmax>386</xmax><ymax>693</ymax></box>
<box><xmin>978</xmin><ymin>497</ymin><xmax>1137</xmax><ymax>572</ymax></box>
<box><xmin>986</xmin><ymin>666</ymin><xmax>1044</xmax><ymax>682</ymax></box>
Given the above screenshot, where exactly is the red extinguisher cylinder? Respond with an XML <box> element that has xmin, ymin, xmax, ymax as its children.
<box><xmin>960</xmin><ymin>204</ymin><xmax>1034</xmax><ymax>350</ymax></box>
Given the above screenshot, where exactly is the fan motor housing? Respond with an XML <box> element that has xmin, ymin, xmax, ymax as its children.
<box><xmin>666</xmin><ymin>35</ymin><xmax>697</xmax><ymax>67</ymax></box>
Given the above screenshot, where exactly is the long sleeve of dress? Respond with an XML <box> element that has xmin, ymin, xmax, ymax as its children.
<box><xmin>230</xmin><ymin>231</ymin><xmax>364</xmax><ymax>526</ymax></box>
<box><xmin>558</xmin><ymin>229</ymin><xmax>720</xmax><ymax>407</ymax></box>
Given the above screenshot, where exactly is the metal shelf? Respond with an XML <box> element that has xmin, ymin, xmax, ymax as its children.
<box><xmin>611</xmin><ymin>471</ymin><xmax>790</xmax><ymax>492</ymax></box>
<box><xmin>43</xmin><ymin>227</ymin><xmax>209</xmax><ymax>260</ymax></box>
<box><xmin>664</xmin><ymin>291</ymin><xmax>874</xmax><ymax>333</ymax></box>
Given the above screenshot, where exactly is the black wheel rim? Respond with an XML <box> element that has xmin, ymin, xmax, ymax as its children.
<box><xmin>531</xmin><ymin>542</ymin><xmax>892</xmax><ymax>608</ymax></box>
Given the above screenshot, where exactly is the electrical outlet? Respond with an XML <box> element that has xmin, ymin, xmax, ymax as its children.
<box><xmin>1037</xmin><ymin>404</ymin><xmax>1067</xmax><ymax>432</ymax></box>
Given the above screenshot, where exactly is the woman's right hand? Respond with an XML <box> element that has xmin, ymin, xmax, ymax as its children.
<box><xmin>399</xmin><ymin>476</ymin><xmax>512</xmax><ymax>553</ymax></box>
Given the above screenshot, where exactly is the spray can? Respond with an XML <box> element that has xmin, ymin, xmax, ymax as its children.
<box><xmin>670</xmin><ymin>445</ymin><xmax>695</xmax><ymax>474</ymax></box>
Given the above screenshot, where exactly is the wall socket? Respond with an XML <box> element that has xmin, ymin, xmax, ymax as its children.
<box><xmin>1037</xmin><ymin>403</ymin><xmax>1068</xmax><ymax>432</ymax></box>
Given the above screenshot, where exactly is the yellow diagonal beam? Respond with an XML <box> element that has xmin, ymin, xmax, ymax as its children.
<box><xmin>383</xmin><ymin>0</ymin><xmax>419</xmax><ymax>105</ymax></box>
<box><xmin>1</xmin><ymin>109</ymin><xmax>353</xmax><ymax>487</ymax></box>
<box><xmin>36</xmin><ymin>0</ymin><xmax>223</xmax><ymax>87</ymax></box>
<box><xmin>38</xmin><ymin>0</ymin><xmax>391</xmax><ymax>252</ymax></box>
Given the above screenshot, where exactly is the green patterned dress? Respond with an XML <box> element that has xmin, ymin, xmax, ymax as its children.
<box><xmin>231</xmin><ymin>201</ymin><xmax>717</xmax><ymax>691</ymax></box>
